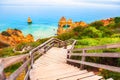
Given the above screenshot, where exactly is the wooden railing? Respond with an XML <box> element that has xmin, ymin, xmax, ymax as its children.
<box><xmin>0</xmin><ymin>38</ymin><xmax>66</xmax><ymax>80</ymax></box>
<box><xmin>66</xmin><ymin>42</ymin><xmax>120</xmax><ymax>73</ymax></box>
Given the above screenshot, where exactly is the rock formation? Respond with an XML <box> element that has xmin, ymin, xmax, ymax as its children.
<box><xmin>101</xmin><ymin>18</ymin><xmax>113</xmax><ymax>26</ymax></box>
<box><xmin>57</xmin><ymin>17</ymin><xmax>87</xmax><ymax>35</ymax></box>
<box><xmin>27</xmin><ymin>17</ymin><xmax>32</xmax><ymax>24</ymax></box>
<box><xmin>0</xmin><ymin>29</ymin><xmax>34</xmax><ymax>46</ymax></box>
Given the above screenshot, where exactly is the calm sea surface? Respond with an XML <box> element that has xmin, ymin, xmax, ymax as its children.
<box><xmin>0</xmin><ymin>5</ymin><xmax>119</xmax><ymax>40</ymax></box>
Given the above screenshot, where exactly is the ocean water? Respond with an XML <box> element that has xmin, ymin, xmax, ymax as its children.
<box><xmin>0</xmin><ymin>5</ymin><xmax>119</xmax><ymax>40</ymax></box>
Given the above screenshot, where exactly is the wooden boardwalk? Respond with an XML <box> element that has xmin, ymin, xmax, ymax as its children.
<box><xmin>1</xmin><ymin>38</ymin><xmax>119</xmax><ymax>80</ymax></box>
<box><xmin>30</xmin><ymin>46</ymin><xmax>103</xmax><ymax>80</ymax></box>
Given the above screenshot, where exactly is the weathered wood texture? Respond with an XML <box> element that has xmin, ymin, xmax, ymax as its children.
<box><xmin>73</xmin><ymin>43</ymin><xmax>120</xmax><ymax>51</ymax></box>
<box><xmin>67</xmin><ymin>41</ymin><xmax>120</xmax><ymax>72</ymax></box>
<box><xmin>30</xmin><ymin>47</ymin><xmax>102</xmax><ymax>80</ymax></box>
<box><xmin>68</xmin><ymin>53</ymin><xmax>120</xmax><ymax>58</ymax></box>
<box><xmin>67</xmin><ymin>59</ymin><xmax>120</xmax><ymax>73</ymax></box>
<box><xmin>0</xmin><ymin>38</ymin><xmax>66</xmax><ymax>80</ymax></box>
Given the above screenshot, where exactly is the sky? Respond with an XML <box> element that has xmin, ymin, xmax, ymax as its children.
<box><xmin>0</xmin><ymin>0</ymin><xmax>120</xmax><ymax>8</ymax></box>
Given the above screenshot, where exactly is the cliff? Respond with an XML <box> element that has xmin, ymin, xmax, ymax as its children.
<box><xmin>0</xmin><ymin>29</ymin><xmax>34</xmax><ymax>46</ymax></box>
<box><xmin>101</xmin><ymin>18</ymin><xmax>113</xmax><ymax>26</ymax></box>
<box><xmin>57</xmin><ymin>17</ymin><xmax>87</xmax><ymax>35</ymax></box>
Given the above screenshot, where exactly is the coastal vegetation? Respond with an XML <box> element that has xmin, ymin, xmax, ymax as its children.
<box><xmin>56</xmin><ymin>16</ymin><xmax>120</xmax><ymax>80</ymax></box>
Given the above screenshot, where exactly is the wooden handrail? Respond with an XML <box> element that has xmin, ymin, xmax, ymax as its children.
<box><xmin>67</xmin><ymin>59</ymin><xmax>120</xmax><ymax>73</ymax></box>
<box><xmin>67</xmin><ymin>53</ymin><xmax>120</xmax><ymax>58</ymax></box>
<box><xmin>66</xmin><ymin>40</ymin><xmax>77</xmax><ymax>60</ymax></box>
<box><xmin>73</xmin><ymin>43</ymin><xmax>120</xmax><ymax>51</ymax></box>
<box><xmin>66</xmin><ymin>41</ymin><xmax>120</xmax><ymax>73</ymax></box>
<box><xmin>7</xmin><ymin>59</ymin><xmax>31</xmax><ymax>80</ymax></box>
<box><xmin>1</xmin><ymin>54</ymin><xmax>29</xmax><ymax>69</ymax></box>
<box><xmin>0</xmin><ymin>38</ymin><xmax>65</xmax><ymax>80</ymax></box>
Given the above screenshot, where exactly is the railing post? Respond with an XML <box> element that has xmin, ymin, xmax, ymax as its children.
<box><xmin>67</xmin><ymin>50</ymin><xmax>70</xmax><ymax>59</ymax></box>
<box><xmin>0</xmin><ymin>60</ymin><xmax>6</xmax><ymax>80</ymax></box>
<box><xmin>67</xmin><ymin>50</ymin><xmax>71</xmax><ymax>64</ymax></box>
<box><xmin>80</xmin><ymin>49</ymin><xmax>86</xmax><ymax>70</ymax></box>
<box><xmin>23</xmin><ymin>58</ymin><xmax>28</xmax><ymax>74</ymax></box>
<box><xmin>58</xmin><ymin>42</ymin><xmax>61</xmax><ymax>48</ymax></box>
<box><xmin>30</xmin><ymin>52</ymin><xmax>34</xmax><ymax>69</ymax></box>
<box><xmin>64</xmin><ymin>42</ymin><xmax>67</xmax><ymax>49</ymax></box>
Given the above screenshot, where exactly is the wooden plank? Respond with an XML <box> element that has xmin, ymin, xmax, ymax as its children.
<box><xmin>68</xmin><ymin>53</ymin><xmax>120</xmax><ymax>58</ymax></box>
<box><xmin>7</xmin><ymin>59</ymin><xmax>31</xmax><ymax>80</ymax></box>
<box><xmin>67</xmin><ymin>40</ymin><xmax>76</xmax><ymax>51</ymax></box>
<box><xmin>80</xmin><ymin>50</ymin><xmax>86</xmax><ymax>69</ymax></box>
<box><xmin>56</xmin><ymin>70</ymin><xmax>88</xmax><ymax>80</ymax></box>
<box><xmin>73</xmin><ymin>46</ymin><xmax>106</xmax><ymax>51</ymax></box>
<box><xmin>80</xmin><ymin>75</ymin><xmax>103</xmax><ymax>80</ymax></box>
<box><xmin>2</xmin><ymin>54</ymin><xmax>29</xmax><ymax>68</ymax></box>
<box><xmin>45</xmin><ymin>43</ymin><xmax>55</xmax><ymax>52</ymax></box>
<box><xmin>30</xmin><ymin>38</ymin><xmax>54</xmax><ymax>54</ymax></box>
<box><xmin>0</xmin><ymin>62</ymin><xmax>6</xmax><ymax>80</ymax></box>
<box><xmin>59</xmin><ymin>72</ymin><xmax>95</xmax><ymax>80</ymax></box>
<box><xmin>67</xmin><ymin>59</ymin><xmax>120</xmax><ymax>73</ymax></box>
<box><xmin>73</xmin><ymin>43</ymin><xmax>120</xmax><ymax>51</ymax></box>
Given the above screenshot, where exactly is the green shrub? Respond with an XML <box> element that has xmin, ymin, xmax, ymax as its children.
<box><xmin>82</xmin><ymin>27</ymin><xmax>103</xmax><ymax>38</ymax></box>
<box><xmin>114</xmin><ymin>17</ymin><xmax>120</xmax><ymax>23</ymax></box>
<box><xmin>0</xmin><ymin>47</ymin><xmax>14</xmax><ymax>57</ymax></box>
<box><xmin>1</xmin><ymin>31</ymin><xmax>11</xmax><ymax>36</ymax></box>
<box><xmin>56</xmin><ymin>31</ymin><xmax>74</xmax><ymax>40</ymax></box>
<box><xmin>101</xmin><ymin>70</ymin><xmax>120</xmax><ymax>80</ymax></box>
<box><xmin>89</xmin><ymin>21</ymin><xmax>104</xmax><ymax>29</ymax></box>
<box><xmin>15</xmin><ymin>42</ymin><xmax>27</xmax><ymax>51</ymax></box>
<box><xmin>14</xmin><ymin>28</ymin><xmax>22</xmax><ymax>32</ymax></box>
<box><xmin>76</xmin><ymin>38</ymin><xmax>99</xmax><ymax>46</ymax></box>
<box><xmin>99</xmin><ymin>38</ymin><xmax>120</xmax><ymax>45</ymax></box>
<box><xmin>114</xmin><ymin>22</ymin><xmax>120</xmax><ymax>28</ymax></box>
<box><xmin>111</xmin><ymin>34</ymin><xmax>120</xmax><ymax>38</ymax></box>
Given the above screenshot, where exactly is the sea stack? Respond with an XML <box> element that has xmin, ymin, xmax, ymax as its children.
<box><xmin>27</xmin><ymin>17</ymin><xmax>32</xmax><ymax>24</ymax></box>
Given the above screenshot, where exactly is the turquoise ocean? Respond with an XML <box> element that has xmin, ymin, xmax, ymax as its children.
<box><xmin>0</xmin><ymin>5</ymin><xmax>119</xmax><ymax>40</ymax></box>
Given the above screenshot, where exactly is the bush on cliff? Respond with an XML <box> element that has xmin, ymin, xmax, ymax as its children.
<box><xmin>0</xmin><ymin>47</ymin><xmax>20</xmax><ymax>57</ymax></box>
<box><xmin>74</xmin><ymin>38</ymin><xmax>120</xmax><ymax>80</ymax></box>
<box><xmin>89</xmin><ymin>21</ymin><xmax>104</xmax><ymax>29</ymax></box>
<box><xmin>114</xmin><ymin>17</ymin><xmax>120</xmax><ymax>23</ymax></box>
<box><xmin>56</xmin><ymin>31</ymin><xmax>74</xmax><ymax>40</ymax></box>
<box><xmin>15</xmin><ymin>38</ymin><xmax>49</xmax><ymax>51</ymax></box>
<box><xmin>1</xmin><ymin>31</ymin><xmax>11</xmax><ymax>36</ymax></box>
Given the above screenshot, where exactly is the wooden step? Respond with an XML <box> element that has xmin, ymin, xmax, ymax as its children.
<box><xmin>31</xmin><ymin>65</ymin><xmax>79</xmax><ymax>72</ymax></box>
<box><xmin>55</xmin><ymin>70</ymin><xmax>88</xmax><ymax>80</ymax></box>
<box><xmin>38</xmin><ymin>70</ymin><xmax>88</xmax><ymax>80</ymax></box>
<box><xmin>30</xmin><ymin>47</ymin><xmax>104</xmax><ymax>80</ymax></box>
<box><xmin>59</xmin><ymin>72</ymin><xmax>95</xmax><ymax>80</ymax></box>
<box><xmin>79</xmin><ymin>75</ymin><xmax>103</xmax><ymax>80</ymax></box>
<box><xmin>30</xmin><ymin>67</ymin><xmax>80</xmax><ymax>80</ymax></box>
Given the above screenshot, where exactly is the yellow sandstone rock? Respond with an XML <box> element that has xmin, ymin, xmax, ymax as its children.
<box><xmin>0</xmin><ymin>29</ymin><xmax>34</xmax><ymax>46</ymax></box>
<box><xmin>27</xmin><ymin>17</ymin><xmax>32</xmax><ymax>23</ymax></box>
<box><xmin>57</xmin><ymin>17</ymin><xmax>87</xmax><ymax>35</ymax></box>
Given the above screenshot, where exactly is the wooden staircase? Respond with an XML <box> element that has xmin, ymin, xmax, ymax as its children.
<box><xmin>1</xmin><ymin>38</ymin><xmax>120</xmax><ymax>80</ymax></box>
<box><xmin>29</xmin><ymin>47</ymin><xmax>103</xmax><ymax>80</ymax></box>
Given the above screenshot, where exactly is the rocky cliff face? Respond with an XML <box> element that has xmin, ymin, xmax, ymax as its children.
<box><xmin>57</xmin><ymin>17</ymin><xmax>87</xmax><ymax>35</ymax></box>
<box><xmin>101</xmin><ymin>18</ymin><xmax>113</xmax><ymax>26</ymax></box>
<box><xmin>0</xmin><ymin>29</ymin><xmax>34</xmax><ymax>46</ymax></box>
